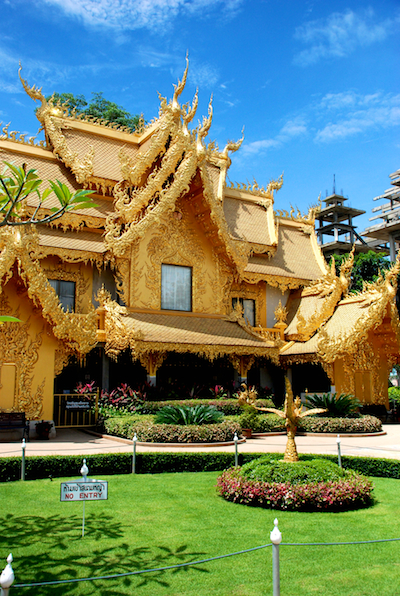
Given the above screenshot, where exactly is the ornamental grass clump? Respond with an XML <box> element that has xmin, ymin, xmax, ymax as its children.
<box><xmin>155</xmin><ymin>405</ymin><xmax>224</xmax><ymax>425</ymax></box>
<box><xmin>217</xmin><ymin>456</ymin><xmax>374</xmax><ymax>511</ymax></box>
<box><xmin>305</xmin><ymin>392</ymin><xmax>361</xmax><ymax>418</ymax></box>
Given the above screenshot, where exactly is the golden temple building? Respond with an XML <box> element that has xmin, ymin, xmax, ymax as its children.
<box><xmin>0</xmin><ymin>60</ymin><xmax>399</xmax><ymax>422</ymax></box>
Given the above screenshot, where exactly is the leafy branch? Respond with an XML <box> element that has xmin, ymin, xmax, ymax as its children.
<box><xmin>0</xmin><ymin>161</ymin><xmax>97</xmax><ymax>227</ymax></box>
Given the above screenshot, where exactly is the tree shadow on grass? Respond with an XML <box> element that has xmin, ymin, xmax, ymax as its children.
<box><xmin>0</xmin><ymin>514</ymin><xmax>208</xmax><ymax>595</ymax></box>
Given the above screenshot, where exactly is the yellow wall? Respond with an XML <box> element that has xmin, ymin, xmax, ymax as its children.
<box><xmin>0</xmin><ymin>279</ymin><xmax>59</xmax><ymax>420</ymax></box>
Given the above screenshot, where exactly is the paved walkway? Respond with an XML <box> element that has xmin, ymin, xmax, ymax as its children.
<box><xmin>1</xmin><ymin>425</ymin><xmax>399</xmax><ymax>460</ymax></box>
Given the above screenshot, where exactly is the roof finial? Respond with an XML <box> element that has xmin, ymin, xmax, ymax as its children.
<box><xmin>172</xmin><ymin>53</ymin><xmax>189</xmax><ymax>109</ymax></box>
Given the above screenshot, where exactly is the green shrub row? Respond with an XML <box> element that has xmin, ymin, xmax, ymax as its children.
<box><xmin>104</xmin><ymin>415</ymin><xmax>241</xmax><ymax>443</ymax></box>
<box><xmin>103</xmin><ymin>412</ymin><xmax>381</xmax><ymax>437</ymax></box>
<box><xmin>298</xmin><ymin>415</ymin><xmax>382</xmax><ymax>434</ymax></box>
<box><xmin>137</xmin><ymin>398</ymin><xmax>274</xmax><ymax>415</ymax></box>
<box><xmin>1</xmin><ymin>451</ymin><xmax>399</xmax><ymax>483</ymax></box>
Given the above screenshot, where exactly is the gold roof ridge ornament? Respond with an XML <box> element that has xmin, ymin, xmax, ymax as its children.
<box><xmin>228</xmin><ymin>171</ymin><xmax>282</xmax><ymax>201</ymax></box>
<box><xmin>104</xmin><ymin>57</ymin><xmax>250</xmax><ymax>277</ymax></box>
<box><xmin>294</xmin><ymin>247</ymin><xmax>355</xmax><ymax>341</ymax></box>
<box><xmin>19</xmin><ymin>63</ymin><xmax>95</xmax><ymax>185</ymax></box>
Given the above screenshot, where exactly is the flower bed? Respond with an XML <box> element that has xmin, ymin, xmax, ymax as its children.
<box><xmin>217</xmin><ymin>461</ymin><xmax>374</xmax><ymax>511</ymax></box>
<box><xmin>104</xmin><ymin>415</ymin><xmax>241</xmax><ymax>443</ymax></box>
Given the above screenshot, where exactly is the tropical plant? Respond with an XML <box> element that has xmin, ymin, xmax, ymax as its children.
<box><xmin>75</xmin><ymin>381</ymin><xmax>97</xmax><ymax>395</ymax></box>
<box><xmin>154</xmin><ymin>405</ymin><xmax>224</xmax><ymax>425</ymax></box>
<box><xmin>0</xmin><ymin>161</ymin><xmax>97</xmax><ymax>228</ymax></box>
<box><xmin>305</xmin><ymin>392</ymin><xmax>361</xmax><ymax>417</ymax></box>
<box><xmin>99</xmin><ymin>383</ymin><xmax>144</xmax><ymax>413</ymax></box>
<box><xmin>209</xmin><ymin>385</ymin><xmax>228</xmax><ymax>399</ymax></box>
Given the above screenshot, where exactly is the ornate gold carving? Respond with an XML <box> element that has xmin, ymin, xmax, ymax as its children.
<box><xmin>48</xmin><ymin>212</ymin><xmax>106</xmax><ymax>232</ymax></box>
<box><xmin>145</xmin><ymin>207</ymin><xmax>206</xmax><ymax>311</ymax></box>
<box><xmin>256</xmin><ymin>377</ymin><xmax>326</xmax><ymax>462</ymax></box>
<box><xmin>96</xmin><ymin>287</ymin><xmax>143</xmax><ymax>360</ymax></box>
<box><xmin>321</xmin><ymin>362</ymin><xmax>334</xmax><ymax>383</ymax></box>
<box><xmin>229</xmin><ymin>280</ymin><xmax>264</xmax><ymax>327</ymax></box>
<box><xmin>35</xmin><ymin>245</ymin><xmax>106</xmax><ymax>268</ymax></box>
<box><xmin>274</xmin><ymin>201</ymin><xmax>320</xmax><ymax>224</ymax></box>
<box><xmin>104</xmin><ymin>59</ymin><xmax>248</xmax><ymax>277</ymax></box>
<box><xmin>139</xmin><ymin>352</ymin><xmax>167</xmax><ymax>375</ymax></box>
<box><xmin>292</xmin><ymin>250</ymin><xmax>354</xmax><ymax>341</ymax></box>
<box><xmin>0</xmin><ymin>294</ymin><xmax>45</xmax><ymax>418</ymax></box>
<box><xmin>0</xmin><ymin>227</ymin><xmax>97</xmax><ymax>355</ymax></box>
<box><xmin>54</xmin><ymin>344</ymin><xmax>71</xmax><ymax>377</ymax></box>
<box><xmin>227</xmin><ymin>173</ymin><xmax>283</xmax><ymax>201</ymax></box>
<box><xmin>274</xmin><ymin>300</ymin><xmax>287</xmax><ymax>324</ymax></box>
<box><xmin>0</xmin><ymin>121</ymin><xmax>46</xmax><ymax>149</ymax></box>
<box><xmin>228</xmin><ymin>355</ymin><xmax>255</xmax><ymax>377</ymax></box>
<box><xmin>43</xmin><ymin>264</ymin><xmax>89</xmax><ymax>314</ymax></box>
<box><xmin>19</xmin><ymin>65</ymin><xmax>95</xmax><ymax>185</ymax></box>
<box><xmin>245</xmin><ymin>273</ymin><xmax>309</xmax><ymax>293</ymax></box>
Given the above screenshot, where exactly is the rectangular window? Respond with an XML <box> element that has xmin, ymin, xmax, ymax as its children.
<box><xmin>49</xmin><ymin>279</ymin><xmax>76</xmax><ymax>312</ymax></box>
<box><xmin>232</xmin><ymin>297</ymin><xmax>255</xmax><ymax>326</ymax></box>
<box><xmin>161</xmin><ymin>264</ymin><xmax>192</xmax><ymax>311</ymax></box>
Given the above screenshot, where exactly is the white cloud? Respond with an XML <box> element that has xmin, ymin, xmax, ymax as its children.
<box><xmin>40</xmin><ymin>0</ymin><xmax>243</xmax><ymax>31</ymax></box>
<box><xmin>188</xmin><ymin>62</ymin><xmax>219</xmax><ymax>89</ymax></box>
<box><xmin>315</xmin><ymin>92</ymin><xmax>400</xmax><ymax>142</ymax></box>
<box><xmin>294</xmin><ymin>9</ymin><xmax>399</xmax><ymax>66</ymax></box>
<box><xmin>242</xmin><ymin>117</ymin><xmax>307</xmax><ymax>155</ymax></box>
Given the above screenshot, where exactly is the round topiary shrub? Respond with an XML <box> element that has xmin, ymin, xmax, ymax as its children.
<box><xmin>216</xmin><ymin>456</ymin><xmax>374</xmax><ymax>511</ymax></box>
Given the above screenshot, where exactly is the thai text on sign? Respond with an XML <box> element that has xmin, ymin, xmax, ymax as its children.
<box><xmin>60</xmin><ymin>480</ymin><xmax>108</xmax><ymax>501</ymax></box>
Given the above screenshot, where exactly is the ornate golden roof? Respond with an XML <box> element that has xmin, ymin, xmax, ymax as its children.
<box><xmin>243</xmin><ymin>220</ymin><xmax>327</xmax><ymax>290</ymax></box>
<box><xmin>281</xmin><ymin>256</ymin><xmax>400</xmax><ymax>364</ymax></box>
<box><xmin>285</xmin><ymin>250</ymin><xmax>354</xmax><ymax>340</ymax></box>
<box><xmin>0</xmin><ymin>228</ymin><xmax>97</xmax><ymax>355</ymax></box>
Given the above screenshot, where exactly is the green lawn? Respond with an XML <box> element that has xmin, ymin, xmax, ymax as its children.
<box><xmin>1</xmin><ymin>472</ymin><xmax>400</xmax><ymax>595</ymax></box>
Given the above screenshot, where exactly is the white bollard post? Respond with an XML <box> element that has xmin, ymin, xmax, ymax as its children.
<box><xmin>132</xmin><ymin>433</ymin><xmax>137</xmax><ymax>474</ymax></box>
<box><xmin>336</xmin><ymin>434</ymin><xmax>342</xmax><ymax>468</ymax></box>
<box><xmin>270</xmin><ymin>518</ymin><xmax>282</xmax><ymax>596</ymax></box>
<box><xmin>21</xmin><ymin>439</ymin><xmax>26</xmax><ymax>482</ymax></box>
<box><xmin>0</xmin><ymin>554</ymin><xmax>14</xmax><ymax>596</ymax></box>
<box><xmin>233</xmin><ymin>432</ymin><xmax>238</xmax><ymax>467</ymax></box>
<box><xmin>80</xmin><ymin>459</ymin><xmax>89</xmax><ymax>538</ymax></box>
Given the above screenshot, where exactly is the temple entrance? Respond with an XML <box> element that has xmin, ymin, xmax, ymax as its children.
<box><xmin>156</xmin><ymin>353</ymin><xmax>236</xmax><ymax>398</ymax></box>
<box><xmin>290</xmin><ymin>363</ymin><xmax>331</xmax><ymax>398</ymax></box>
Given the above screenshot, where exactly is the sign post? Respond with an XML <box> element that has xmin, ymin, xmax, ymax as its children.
<box><xmin>60</xmin><ymin>459</ymin><xmax>108</xmax><ymax>538</ymax></box>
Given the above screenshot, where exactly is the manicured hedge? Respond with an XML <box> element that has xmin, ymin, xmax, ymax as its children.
<box><xmin>1</xmin><ymin>451</ymin><xmax>399</xmax><ymax>483</ymax></box>
<box><xmin>138</xmin><ymin>398</ymin><xmax>274</xmax><ymax>416</ymax></box>
<box><xmin>298</xmin><ymin>415</ymin><xmax>382</xmax><ymax>434</ymax></box>
<box><xmin>104</xmin><ymin>415</ymin><xmax>241</xmax><ymax>443</ymax></box>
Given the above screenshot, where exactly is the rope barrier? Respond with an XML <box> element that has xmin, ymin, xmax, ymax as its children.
<box><xmin>12</xmin><ymin>536</ymin><xmax>400</xmax><ymax>589</ymax></box>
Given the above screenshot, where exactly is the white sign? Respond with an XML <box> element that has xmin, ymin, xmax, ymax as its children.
<box><xmin>60</xmin><ymin>480</ymin><xmax>108</xmax><ymax>502</ymax></box>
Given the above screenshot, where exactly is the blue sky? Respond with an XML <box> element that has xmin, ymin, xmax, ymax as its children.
<box><xmin>1</xmin><ymin>0</ymin><xmax>399</xmax><ymax>233</ymax></box>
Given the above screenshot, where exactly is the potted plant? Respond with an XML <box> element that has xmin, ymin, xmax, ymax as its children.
<box><xmin>35</xmin><ymin>420</ymin><xmax>54</xmax><ymax>440</ymax></box>
<box><xmin>239</xmin><ymin>405</ymin><xmax>259</xmax><ymax>438</ymax></box>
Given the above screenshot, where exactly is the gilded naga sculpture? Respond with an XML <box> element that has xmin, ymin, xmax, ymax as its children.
<box><xmin>237</xmin><ymin>379</ymin><xmax>326</xmax><ymax>462</ymax></box>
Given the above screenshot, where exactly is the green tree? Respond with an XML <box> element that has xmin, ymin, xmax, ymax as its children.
<box><xmin>0</xmin><ymin>161</ymin><xmax>97</xmax><ymax>227</ymax></box>
<box><xmin>333</xmin><ymin>250</ymin><xmax>391</xmax><ymax>293</ymax></box>
<box><xmin>46</xmin><ymin>91</ymin><xmax>142</xmax><ymax>132</ymax></box>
